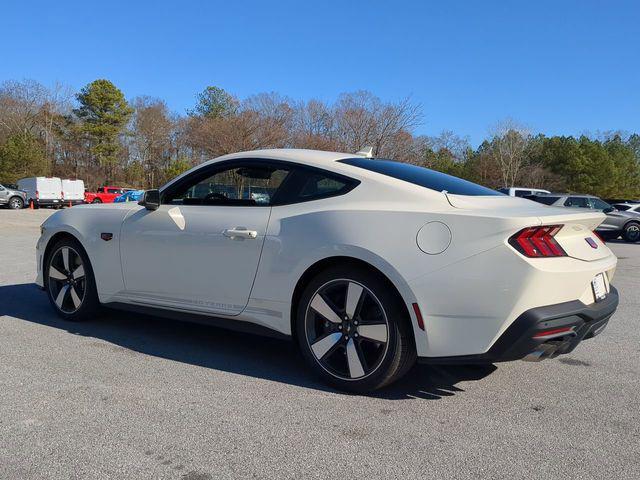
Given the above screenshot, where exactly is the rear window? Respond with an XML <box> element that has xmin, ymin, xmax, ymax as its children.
<box><xmin>613</xmin><ymin>204</ymin><xmax>630</xmax><ymax>211</ymax></box>
<box><xmin>339</xmin><ymin>158</ymin><xmax>501</xmax><ymax>196</ymax></box>
<box><xmin>526</xmin><ymin>195</ymin><xmax>560</xmax><ymax>205</ymax></box>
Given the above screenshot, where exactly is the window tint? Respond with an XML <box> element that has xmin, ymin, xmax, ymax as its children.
<box><xmin>527</xmin><ymin>195</ymin><xmax>560</xmax><ymax>205</ymax></box>
<box><xmin>339</xmin><ymin>158</ymin><xmax>501</xmax><ymax>196</ymax></box>
<box><xmin>564</xmin><ymin>197</ymin><xmax>590</xmax><ymax>208</ymax></box>
<box><xmin>497</xmin><ymin>188</ymin><xmax>510</xmax><ymax>194</ymax></box>
<box><xmin>164</xmin><ymin>164</ymin><xmax>290</xmax><ymax>206</ymax></box>
<box><xmin>614</xmin><ymin>204</ymin><xmax>630</xmax><ymax>211</ymax></box>
<box><xmin>107</xmin><ymin>188</ymin><xmax>121</xmax><ymax>194</ymax></box>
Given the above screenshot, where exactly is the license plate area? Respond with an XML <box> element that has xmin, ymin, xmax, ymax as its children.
<box><xmin>592</xmin><ymin>273</ymin><xmax>607</xmax><ymax>302</ymax></box>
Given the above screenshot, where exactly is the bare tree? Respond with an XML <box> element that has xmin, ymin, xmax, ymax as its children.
<box><xmin>129</xmin><ymin>96</ymin><xmax>174</xmax><ymax>186</ymax></box>
<box><xmin>488</xmin><ymin>119</ymin><xmax>531</xmax><ymax>187</ymax></box>
<box><xmin>333</xmin><ymin>91</ymin><xmax>422</xmax><ymax>157</ymax></box>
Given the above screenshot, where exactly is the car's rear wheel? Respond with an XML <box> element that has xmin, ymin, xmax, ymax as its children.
<box><xmin>296</xmin><ymin>265</ymin><xmax>416</xmax><ymax>393</ymax></box>
<box><xmin>91</xmin><ymin>198</ymin><xmax>102</xmax><ymax>204</ymax></box>
<box><xmin>623</xmin><ymin>222</ymin><xmax>640</xmax><ymax>243</ymax></box>
<box><xmin>8</xmin><ymin>196</ymin><xmax>24</xmax><ymax>209</ymax></box>
<box><xmin>45</xmin><ymin>238</ymin><xmax>99</xmax><ymax>321</ymax></box>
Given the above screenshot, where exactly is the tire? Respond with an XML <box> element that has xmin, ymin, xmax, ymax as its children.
<box><xmin>92</xmin><ymin>198</ymin><xmax>102</xmax><ymax>204</ymax></box>
<box><xmin>623</xmin><ymin>222</ymin><xmax>640</xmax><ymax>243</ymax></box>
<box><xmin>44</xmin><ymin>237</ymin><xmax>100</xmax><ymax>321</ymax></box>
<box><xmin>295</xmin><ymin>265</ymin><xmax>416</xmax><ymax>393</ymax></box>
<box><xmin>8</xmin><ymin>196</ymin><xmax>24</xmax><ymax>209</ymax></box>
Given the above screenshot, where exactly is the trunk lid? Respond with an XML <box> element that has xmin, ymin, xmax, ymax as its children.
<box><xmin>446</xmin><ymin>193</ymin><xmax>611</xmax><ymax>261</ymax></box>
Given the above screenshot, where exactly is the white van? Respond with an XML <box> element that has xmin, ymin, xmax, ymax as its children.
<box><xmin>61</xmin><ymin>179</ymin><xmax>86</xmax><ymax>206</ymax></box>
<box><xmin>17</xmin><ymin>177</ymin><xmax>63</xmax><ymax>208</ymax></box>
<box><xmin>498</xmin><ymin>187</ymin><xmax>550</xmax><ymax>197</ymax></box>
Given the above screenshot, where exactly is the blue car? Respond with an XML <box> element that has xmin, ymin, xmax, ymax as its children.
<box><xmin>114</xmin><ymin>190</ymin><xmax>144</xmax><ymax>203</ymax></box>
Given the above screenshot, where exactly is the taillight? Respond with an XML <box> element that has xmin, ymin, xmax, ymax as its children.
<box><xmin>509</xmin><ymin>225</ymin><xmax>566</xmax><ymax>258</ymax></box>
<box><xmin>593</xmin><ymin>231</ymin><xmax>605</xmax><ymax>244</ymax></box>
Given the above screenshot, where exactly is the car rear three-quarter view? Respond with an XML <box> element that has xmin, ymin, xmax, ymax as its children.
<box><xmin>35</xmin><ymin>149</ymin><xmax>619</xmax><ymax>393</ymax></box>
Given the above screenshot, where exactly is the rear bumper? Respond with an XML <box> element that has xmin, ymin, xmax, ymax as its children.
<box><xmin>419</xmin><ymin>286</ymin><xmax>619</xmax><ymax>364</ymax></box>
<box><xmin>62</xmin><ymin>199</ymin><xmax>86</xmax><ymax>206</ymax></box>
<box><xmin>35</xmin><ymin>199</ymin><xmax>63</xmax><ymax>206</ymax></box>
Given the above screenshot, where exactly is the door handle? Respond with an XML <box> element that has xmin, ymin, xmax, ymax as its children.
<box><xmin>223</xmin><ymin>227</ymin><xmax>258</xmax><ymax>239</ymax></box>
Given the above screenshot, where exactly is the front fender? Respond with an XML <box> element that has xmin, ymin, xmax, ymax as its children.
<box><xmin>37</xmin><ymin>205</ymin><xmax>134</xmax><ymax>300</ymax></box>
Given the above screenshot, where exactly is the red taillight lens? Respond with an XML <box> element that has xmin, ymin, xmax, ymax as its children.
<box><xmin>593</xmin><ymin>231</ymin><xmax>605</xmax><ymax>244</ymax></box>
<box><xmin>509</xmin><ymin>225</ymin><xmax>566</xmax><ymax>258</ymax></box>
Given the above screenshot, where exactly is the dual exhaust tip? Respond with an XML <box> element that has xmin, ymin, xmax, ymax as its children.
<box><xmin>522</xmin><ymin>335</ymin><xmax>576</xmax><ymax>362</ymax></box>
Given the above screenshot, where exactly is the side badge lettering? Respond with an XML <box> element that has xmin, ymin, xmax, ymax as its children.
<box><xmin>101</xmin><ymin>232</ymin><xmax>113</xmax><ymax>241</ymax></box>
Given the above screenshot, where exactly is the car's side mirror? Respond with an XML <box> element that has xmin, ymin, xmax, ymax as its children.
<box><xmin>603</xmin><ymin>207</ymin><xmax>614</xmax><ymax>214</ymax></box>
<box><xmin>139</xmin><ymin>189</ymin><xmax>160</xmax><ymax>211</ymax></box>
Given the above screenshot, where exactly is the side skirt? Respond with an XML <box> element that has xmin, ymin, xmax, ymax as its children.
<box><xmin>104</xmin><ymin>301</ymin><xmax>292</xmax><ymax>341</ymax></box>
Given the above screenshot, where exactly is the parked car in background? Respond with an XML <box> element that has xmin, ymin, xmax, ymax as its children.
<box><xmin>612</xmin><ymin>202</ymin><xmax>640</xmax><ymax>214</ymax></box>
<box><xmin>0</xmin><ymin>183</ymin><xmax>27</xmax><ymax>209</ymax></box>
<box><xmin>114</xmin><ymin>190</ymin><xmax>144</xmax><ymax>203</ymax></box>
<box><xmin>498</xmin><ymin>187</ymin><xmax>550</xmax><ymax>197</ymax></box>
<box><xmin>61</xmin><ymin>179</ymin><xmax>86</xmax><ymax>206</ymax></box>
<box><xmin>17</xmin><ymin>177</ymin><xmax>63</xmax><ymax>209</ymax></box>
<box><xmin>84</xmin><ymin>186</ymin><xmax>130</xmax><ymax>204</ymax></box>
<box><xmin>526</xmin><ymin>193</ymin><xmax>640</xmax><ymax>242</ymax></box>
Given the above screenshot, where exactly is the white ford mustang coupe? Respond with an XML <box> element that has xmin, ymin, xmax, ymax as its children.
<box><xmin>36</xmin><ymin>148</ymin><xmax>619</xmax><ymax>392</ymax></box>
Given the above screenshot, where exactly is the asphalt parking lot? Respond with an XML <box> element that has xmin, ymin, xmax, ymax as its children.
<box><xmin>1</xmin><ymin>209</ymin><xmax>639</xmax><ymax>480</ymax></box>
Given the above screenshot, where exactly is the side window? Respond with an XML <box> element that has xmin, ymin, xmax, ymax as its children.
<box><xmin>564</xmin><ymin>197</ymin><xmax>589</xmax><ymax>208</ymax></box>
<box><xmin>298</xmin><ymin>173</ymin><xmax>349</xmax><ymax>199</ymax></box>
<box><xmin>275</xmin><ymin>168</ymin><xmax>358</xmax><ymax>204</ymax></box>
<box><xmin>163</xmin><ymin>163</ymin><xmax>291</xmax><ymax>206</ymax></box>
<box><xmin>614</xmin><ymin>204</ymin><xmax>630</xmax><ymax>211</ymax></box>
<box><xmin>590</xmin><ymin>198</ymin><xmax>612</xmax><ymax>211</ymax></box>
<box><xmin>97</xmin><ymin>187</ymin><xmax>104</xmax><ymax>193</ymax></box>
<box><xmin>514</xmin><ymin>190</ymin><xmax>532</xmax><ymax>197</ymax></box>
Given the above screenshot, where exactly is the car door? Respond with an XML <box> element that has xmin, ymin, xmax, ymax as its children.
<box><xmin>589</xmin><ymin>197</ymin><xmax>626</xmax><ymax>231</ymax></box>
<box><xmin>0</xmin><ymin>185</ymin><xmax>7</xmax><ymax>204</ymax></box>
<box><xmin>119</xmin><ymin>160</ymin><xmax>291</xmax><ymax>316</ymax></box>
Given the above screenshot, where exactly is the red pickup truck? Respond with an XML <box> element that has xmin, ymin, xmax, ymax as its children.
<box><xmin>84</xmin><ymin>186</ymin><xmax>131</xmax><ymax>204</ymax></box>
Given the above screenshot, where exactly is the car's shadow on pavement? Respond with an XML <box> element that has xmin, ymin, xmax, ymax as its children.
<box><xmin>0</xmin><ymin>283</ymin><xmax>496</xmax><ymax>400</ymax></box>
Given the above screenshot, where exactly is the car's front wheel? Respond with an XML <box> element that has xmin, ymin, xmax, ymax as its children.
<box><xmin>296</xmin><ymin>265</ymin><xmax>416</xmax><ymax>393</ymax></box>
<box><xmin>623</xmin><ymin>222</ymin><xmax>640</xmax><ymax>243</ymax></box>
<box><xmin>8</xmin><ymin>196</ymin><xmax>24</xmax><ymax>209</ymax></box>
<box><xmin>45</xmin><ymin>238</ymin><xmax>99</xmax><ymax>321</ymax></box>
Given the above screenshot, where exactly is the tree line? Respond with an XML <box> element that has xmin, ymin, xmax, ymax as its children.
<box><xmin>0</xmin><ymin>78</ymin><xmax>638</xmax><ymax>198</ymax></box>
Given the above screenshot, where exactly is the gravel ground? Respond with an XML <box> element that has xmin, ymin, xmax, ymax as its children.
<box><xmin>1</xmin><ymin>209</ymin><xmax>639</xmax><ymax>480</ymax></box>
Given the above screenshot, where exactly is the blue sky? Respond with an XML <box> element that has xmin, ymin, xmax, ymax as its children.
<box><xmin>1</xmin><ymin>0</ymin><xmax>638</xmax><ymax>145</ymax></box>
